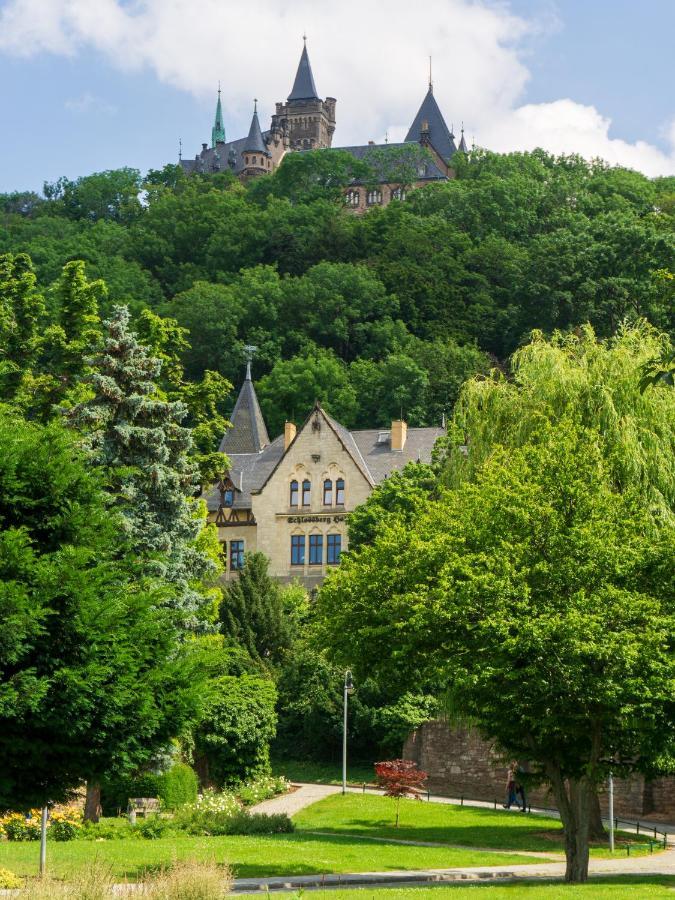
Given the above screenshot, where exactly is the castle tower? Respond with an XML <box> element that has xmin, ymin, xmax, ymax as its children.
<box><xmin>457</xmin><ymin>125</ymin><xmax>469</xmax><ymax>153</ymax></box>
<box><xmin>212</xmin><ymin>86</ymin><xmax>226</xmax><ymax>147</ymax></box>
<box><xmin>241</xmin><ymin>100</ymin><xmax>272</xmax><ymax>177</ymax></box>
<box><xmin>406</xmin><ymin>81</ymin><xmax>457</xmax><ymax>162</ymax></box>
<box><xmin>270</xmin><ymin>38</ymin><xmax>336</xmax><ymax>151</ymax></box>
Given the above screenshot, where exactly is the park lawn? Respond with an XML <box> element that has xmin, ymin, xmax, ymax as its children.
<box><xmin>0</xmin><ymin>832</ymin><xmax>542</xmax><ymax>881</ymax></box>
<box><xmin>272</xmin><ymin>876</ymin><xmax>675</xmax><ymax>899</ymax></box>
<box><xmin>272</xmin><ymin>756</ymin><xmax>376</xmax><ymax>785</ymax></box>
<box><xmin>294</xmin><ymin>794</ymin><xmax>656</xmax><ymax>857</ymax></box>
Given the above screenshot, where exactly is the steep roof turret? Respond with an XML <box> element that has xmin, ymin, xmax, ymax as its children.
<box><xmin>458</xmin><ymin>125</ymin><xmax>469</xmax><ymax>153</ymax></box>
<box><xmin>288</xmin><ymin>38</ymin><xmax>320</xmax><ymax>101</ymax></box>
<box><xmin>244</xmin><ymin>101</ymin><xmax>268</xmax><ymax>155</ymax></box>
<box><xmin>405</xmin><ymin>84</ymin><xmax>457</xmax><ymax>161</ymax></box>
<box><xmin>211</xmin><ymin>86</ymin><xmax>226</xmax><ymax>146</ymax></box>
<box><xmin>219</xmin><ymin>361</ymin><xmax>270</xmax><ymax>454</ymax></box>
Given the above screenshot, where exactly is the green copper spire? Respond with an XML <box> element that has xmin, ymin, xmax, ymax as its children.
<box><xmin>211</xmin><ymin>85</ymin><xmax>226</xmax><ymax>147</ymax></box>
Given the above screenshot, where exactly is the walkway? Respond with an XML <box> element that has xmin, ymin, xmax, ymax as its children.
<box><xmin>250</xmin><ymin>781</ymin><xmax>341</xmax><ymax>816</ymax></box>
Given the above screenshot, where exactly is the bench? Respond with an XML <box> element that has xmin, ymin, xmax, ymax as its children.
<box><xmin>127</xmin><ymin>797</ymin><xmax>161</xmax><ymax>823</ymax></box>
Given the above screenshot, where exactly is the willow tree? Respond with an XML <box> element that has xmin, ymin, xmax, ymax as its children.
<box><xmin>441</xmin><ymin>322</ymin><xmax>675</xmax><ymax>521</ymax></box>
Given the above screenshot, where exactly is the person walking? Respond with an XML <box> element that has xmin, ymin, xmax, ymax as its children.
<box><xmin>514</xmin><ymin>764</ymin><xmax>527</xmax><ymax>813</ymax></box>
<box><xmin>503</xmin><ymin>762</ymin><xmax>517</xmax><ymax>809</ymax></box>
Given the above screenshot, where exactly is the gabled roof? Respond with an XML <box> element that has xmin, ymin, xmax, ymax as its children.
<box><xmin>244</xmin><ymin>104</ymin><xmax>268</xmax><ymax>155</ymax></box>
<box><xmin>405</xmin><ymin>86</ymin><xmax>457</xmax><ymax>162</ymax></box>
<box><xmin>288</xmin><ymin>41</ymin><xmax>320</xmax><ymax>101</ymax></box>
<box><xmin>218</xmin><ymin>363</ymin><xmax>270</xmax><ymax>454</ymax></box>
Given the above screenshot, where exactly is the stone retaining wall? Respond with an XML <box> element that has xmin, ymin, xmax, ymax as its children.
<box><xmin>403</xmin><ymin>720</ymin><xmax>675</xmax><ymax>821</ymax></box>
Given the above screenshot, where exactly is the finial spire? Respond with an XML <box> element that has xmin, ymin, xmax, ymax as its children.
<box><xmin>429</xmin><ymin>55</ymin><xmax>433</xmax><ymax>91</ymax></box>
<box><xmin>212</xmin><ymin>85</ymin><xmax>226</xmax><ymax>147</ymax></box>
<box><xmin>178</xmin><ymin>137</ymin><xmax>182</xmax><ymax>160</ymax></box>
<box><xmin>243</xmin><ymin>344</ymin><xmax>257</xmax><ymax>381</ymax></box>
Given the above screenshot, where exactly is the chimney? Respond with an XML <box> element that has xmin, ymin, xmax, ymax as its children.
<box><xmin>284</xmin><ymin>421</ymin><xmax>297</xmax><ymax>450</ymax></box>
<box><xmin>368</xmin><ymin>140</ymin><xmax>375</xmax><ymax>145</ymax></box>
<box><xmin>391</xmin><ymin>420</ymin><xmax>407</xmax><ymax>451</ymax></box>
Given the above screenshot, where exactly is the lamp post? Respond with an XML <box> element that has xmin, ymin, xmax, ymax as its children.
<box><xmin>342</xmin><ymin>670</ymin><xmax>354</xmax><ymax>795</ymax></box>
<box><xmin>608</xmin><ymin>771</ymin><xmax>615</xmax><ymax>853</ymax></box>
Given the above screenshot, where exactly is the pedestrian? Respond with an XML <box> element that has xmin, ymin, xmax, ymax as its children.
<box><xmin>514</xmin><ymin>764</ymin><xmax>527</xmax><ymax>813</ymax></box>
<box><xmin>503</xmin><ymin>762</ymin><xmax>517</xmax><ymax>809</ymax></box>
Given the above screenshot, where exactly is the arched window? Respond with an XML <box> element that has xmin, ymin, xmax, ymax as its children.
<box><xmin>335</xmin><ymin>478</ymin><xmax>345</xmax><ymax>506</ymax></box>
<box><xmin>366</xmin><ymin>189</ymin><xmax>382</xmax><ymax>206</ymax></box>
<box><xmin>323</xmin><ymin>479</ymin><xmax>333</xmax><ymax>506</ymax></box>
<box><xmin>345</xmin><ymin>190</ymin><xmax>360</xmax><ymax>207</ymax></box>
<box><xmin>327</xmin><ymin>533</ymin><xmax>342</xmax><ymax>564</ymax></box>
<box><xmin>290</xmin><ymin>480</ymin><xmax>299</xmax><ymax>507</ymax></box>
<box><xmin>302</xmin><ymin>479</ymin><xmax>311</xmax><ymax>507</ymax></box>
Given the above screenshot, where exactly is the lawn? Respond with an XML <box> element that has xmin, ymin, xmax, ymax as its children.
<box><xmin>272</xmin><ymin>756</ymin><xmax>376</xmax><ymax>786</ymax></box>
<box><xmin>0</xmin><ymin>832</ymin><xmax>542</xmax><ymax>881</ymax></box>
<box><xmin>272</xmin><ymin>876</ymin><xmax>675</xmax><ymax>899</ymax></box>
<box><xmin>294</xmin><ymin>794</ymin><xmax>656</xmax><ymax>857</ymax></box>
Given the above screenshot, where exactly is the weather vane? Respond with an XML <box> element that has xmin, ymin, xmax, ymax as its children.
<box><xmin>243</xmin><ymin>344</ymin><xmax>258</xmax><ymax>380</ymax></box>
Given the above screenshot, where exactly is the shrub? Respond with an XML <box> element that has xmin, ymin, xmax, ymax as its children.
<box><xmin>237</xmin><ymin>774</ymin><xmax>289</xmax><ymax>806</ymax></box>
<box><xmin>221</xmin><ymin>811</ymin><xmax>293</xmax><ymax>835</ymax></box>
<box><xmin>135</xmin><ymin>815</ymin><xmax>176</xmax><ymax>840</ymax></box>
<box><xmin>48</xmin><ymin>808</ymin><xmax>82</xmax><ymax>841</ymax></box>
<box><xmin>100</xmin><ymin>772</ymin><xmax>161</xmax><ymax>815</ymax></box>
<box><xmin>0</xmin><ymin>867</ymin><xmax>21</xmax><ymax>889</ymax></box>
<box><xmin>173</xmin><ymin>789</ymin><xmax>241</xmax><ymax>836</ymax></box>
<box><xmin>157</xmin><ymin>763</ymin><xmax>199</xmax><ymax>809</ymax></box>
<box><xmin>80</xmin><ymin>819</ymin><xmax>135</xmax><ymax>841</ymax></box>
<box><xmin>0</xmin><ymin>811</ymin><xmax>42</xmax><ymax>841</ymax></box>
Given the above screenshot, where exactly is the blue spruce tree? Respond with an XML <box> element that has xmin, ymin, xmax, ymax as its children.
<box><xmin>71</xmin><ymin>305</ymin><xmax>214</xmax><ymax>626</ymax></box>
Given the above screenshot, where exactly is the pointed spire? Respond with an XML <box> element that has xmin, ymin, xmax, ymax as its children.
<box><xmin>405</xmin><ymin>85</ymin><xmax>457</xmax><ymax>161</ymax></box>
<box><xmin>244</xmin><ymin>99</ymin><xmax>267</xmax><ymax>154</ymax></box>
<box><xmin>429</xmin><ymin>55</ymin><xmax>433</xmax><ymax>93</ymax></box>
<box><xmin>458</xmin><ymin>124</ymin><xmax>468</xmax><ymax>153</ymax></box>
<box><xmin>211</xmin><ymin>85</ymin><xmax>226</xmax><ymax>147</ymax></box>
<box><xmin>219</xmin><ymin>355</ymin><xmax>270</xmax><ymax>455</ymax></box>
<box><xmin>288</xmin><ymin>38</ymin><xmax>320</xmax><ymax>101</ymax></box>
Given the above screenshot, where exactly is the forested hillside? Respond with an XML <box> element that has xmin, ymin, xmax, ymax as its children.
<box><xmin>1</xmin><ymin>149</ymin><xmax>673</xmax><ymax>432</ymax></box>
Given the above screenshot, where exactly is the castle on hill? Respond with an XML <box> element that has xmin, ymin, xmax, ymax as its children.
<box><xmin>179</xmin><ymin>40</ymin><xmax>471</xmax><ymax>210</ymax></box>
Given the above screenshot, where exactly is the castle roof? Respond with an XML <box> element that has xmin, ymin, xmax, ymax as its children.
<box><xmin>244</xmin><ymin>103</ymin><xmax>269</xmax><ymax>155</ymax></box>
<box><xmin>458</xmin><ymin>128</ymin><xmax>469</xmax><ymax>153</ymax></box>
<box><xmin>218</xmin><ymin>362</ymin><xmax>270</xmax><ymax>455</ymax></box>
<box><xmin>405</xmin><ymin>86</ymin><xmax>457</xmax><ymax>162</ymax></box>
<box><xmin>212</xmin><ymin>89</ymin><xmax>226</xmax><ymax>147</ymax></box>
<box><xmin>288</xmin><ymin>41</ymin><xmax>320</xmax><ymax>101</ymax></box>
<box><xmin>336</xmin><ymin>142</ymin><xmax>447</xmax><ymax>182</ymax></box>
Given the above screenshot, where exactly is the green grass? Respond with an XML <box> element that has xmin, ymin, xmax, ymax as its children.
<box><xmin>272</xmin><ymin>876</ymin><xmax>675</xmax><ymax>899</ymax></box>
<box><xmin>294</xmin><ymin>794</ymin><xmax>656</xmax><ymax>857</ymax></box>
<box><xmin>0</xmin><ymin>833</ymin><xmax>542</xmax><ymax>881</ymax></box>
<box><xmin>272</xmin><ymin>756</ymin><xmax>376</xmax><ymax>785</ymax></box>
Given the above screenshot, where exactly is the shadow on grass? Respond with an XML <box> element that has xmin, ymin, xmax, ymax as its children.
<box><xmin>427</xmin><ymin>875</ymin><xmax>675</xmax><ymax>891</ymax></box>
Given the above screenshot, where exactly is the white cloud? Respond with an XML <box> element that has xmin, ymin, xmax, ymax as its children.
<box><xmin>1</xmin><ymin>0</ymin><xmax>673</xmax><ymax>176</ymax></box>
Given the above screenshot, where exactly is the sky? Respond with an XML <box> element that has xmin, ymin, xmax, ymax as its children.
<box><xmin>0</xmin><ymin>0</ymin><xmax>674</xmax><ymax>193</ymax></box>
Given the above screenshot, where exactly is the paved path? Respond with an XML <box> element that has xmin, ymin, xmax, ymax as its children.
<box><xmin>249</xmin><ymin>782</ymin><xmax>341</xmax><ymax>816</ymax></box>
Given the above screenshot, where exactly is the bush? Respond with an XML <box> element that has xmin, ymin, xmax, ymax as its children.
<box><xmin>221</xmin><ymin>811</ymin><xmax>293</xmax><ymax>835</ymax></box>
<box><xmin>173</xmin><ymin>789</ymin><xmax>241</xmax><ymax>836</ymax></box>
<box><xmin>135</xmin><ymin>815</ymin><xmax>176</xmax><ymax>840</ymax></box>
<box><xmin>237</xmin><ymin>774</ymin><xmax>289</xmax><ymax>806</ymax></box>
<box><xmin>47</xmin><ymin>808</ymin><xmax>82</xmax><ymax>841</ymax></box>
<box><xmin>0</xmin><ymin>811</ymin><xmax>42</xmax><ymax>841</ymax></box>
<box><xmin>100</xmin><ymin>772</ymin><xmax>162</xmax><ymax>815</ymax></box>
<box><xmin>0</xmin><ymin>867</ymin><xmax>21</xmax><ymax>889</ymax></box>
<box><xmin>157</xmin><ymin>763</ymin><xmax>199</xmax><ymax>809</ymax></box>
<box><xmin>80</xmin><ymin>819</ymin><xmax>135</xmax><ymax>841</ymax></box>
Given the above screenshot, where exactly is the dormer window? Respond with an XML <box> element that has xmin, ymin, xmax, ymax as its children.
<box><xmin>223</xmin><ymin>488</ymin><xmax>234</xmax><ymax>507</ymax></box>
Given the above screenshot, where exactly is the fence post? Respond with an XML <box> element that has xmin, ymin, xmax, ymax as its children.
<box><xmin>494</xmin><ymin>798</ymin><xmax>497</xmax><ymax>810</ymax></box>
<box><xmin>460</xmin><ymin>796</ymin><xmax>463</xmax><ymax>807</ymax></box>
<box><xmin>626</xmin><ymin>844</ymin><xmax>631</xmax><ymax>857</ymax></box>
<box><xmin>427</xmin><ymin>788</ymin><xmax>430</xmax><ymax>802</ymax></box>
<box><xmin>362</xmin><ymin>782</ymin><xmax>365</xmax><ymax>794</ymax></box>
<box><xmin>636</xmin><ymin>821</ymin><xmax>640</xmax><ymax>835</ymax></box>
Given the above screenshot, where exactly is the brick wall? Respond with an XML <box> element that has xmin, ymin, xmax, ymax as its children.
<box><xmin>403</xmin><ymin>720</ymin><xmax>675</xmax><ymax>821</ymax></box>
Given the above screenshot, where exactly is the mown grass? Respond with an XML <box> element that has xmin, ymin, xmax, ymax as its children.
<box><xmin>294</xmin><ymin>794</ymin><xmax>657</xmax><ymax>857</ymax></box>
<box><xmin>272</xmin><ymin>757</ymin><xmax>376</xmax><ymax>786</ymax></box>
<box><xmin>273</xmin><ymin>876</ymin><xmax>675</xmax><ymax>899</ymax></box>
<box><xmin>0</xmin><ymin>832</ymin><xmax>542</xmax><ymax>881</ymax></box>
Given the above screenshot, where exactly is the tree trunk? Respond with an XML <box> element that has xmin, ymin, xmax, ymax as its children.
<box><xmin>588</xmin><ymin>788</ymin><xmax>606</xmax><ymax>841</ymax></box>
<box><xmin>84</xmin><ymin>781</ymin><xmax>101</xmax><ymax>824</ymax></box>
<box><xmin>547</xmin><ymin>766</ymin><xmax>592</xmax><ymax>883</ymax></box>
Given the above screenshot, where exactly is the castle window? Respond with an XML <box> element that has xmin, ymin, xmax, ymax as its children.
<box><xmin>366</xmin><ymin>189</ymin><xmax>383</xmax><ymax>206</ymax></box>
<box><xmin>391</xmin><ymin>187</ymin><xmax>406</xmax><ymax>202</ymax></box>
<box><xmin>290</xmin><ymin>480</ymin><xmax>299</xmax><ymax>507</ymax></box>
<box><xmin>309</xmin><ymin>534</ymin><xmax>323</xmax><ymax>565</ymax></box>
<box><xmin>345</xmin><ymin>190</ymin><xmax>360</xmax><ymax>207</ymax></box>
<box><xmin>229</xmin><ymin>539</ymin><xmax>245</xmax><ymax>571</ymax></box>
<box><xmin>327</xmin><ymin>533</ymin><xmax>342</xmax><ymax>564</ymax></box>
<box><xmin>336</xmin><ymin>478</ymin><xmax>345</xmax><ymax>506</ymax></box>
<box><xmin>223</xmin><ymin>488</ymin><xmax>234</xmax><ymax>507</ymax></box>
<box><xmin>302</xmin><ymin>479</ymin><xmax>311</xmax><ymax>507</ymax></box>
<box><xmin>253</xmin><ymin>156</ymin><xmax>257</xmax><ymax>165</ymax></box>
<box><xmin>323</xmin><ymin>479</ymin><xmax>333</xmax><ymax>506</ymax></box>
<box><xmin>291</xmin><ymin>534</ymin><xmax>305</xmax><ymax>566</ymax></box>
<box><xmin>417</xmin><ymin>164</ymin><xmax>426</xmax><ymax>176</ymax></box>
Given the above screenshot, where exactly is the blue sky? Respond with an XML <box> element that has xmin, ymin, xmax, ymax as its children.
<box><xmin>0</xmin><ymin>0</ymin><xmax>673</xmax><ymax>193</ymax></box>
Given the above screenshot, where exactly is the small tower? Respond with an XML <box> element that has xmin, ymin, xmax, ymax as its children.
<box><xmin>406</xmin><ymin>81</ymin><xmax>457</xmax><ymax>162</ymax></box>
<box><xmin>212</xmin><ymin>86</ymin><xmax>226</xmax><ymax>147</ymax></box>
<box><xmin>458</xmin><ymin>125</ymin><xmax>469</xmax><ymax>153</ymax></box>
<box><xmin>241</xmin><ymin>100</ymin><xmax>271</xmax><ymax>177</ymax></box>
<box><xmin>271</xmin><ymin>38</ymin><xmax>336</xmax><ymax>151</ymax></box>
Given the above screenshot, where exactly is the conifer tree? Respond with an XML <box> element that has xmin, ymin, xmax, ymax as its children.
<box><xmin>70</xmin><ymin>305</ymin><xmax>213</xmax><ymax>625</ymax></box>
<box><xmin>0</xmin><ymin>253</ymin><xmax>45</xmax><ymax>399</ymax></box>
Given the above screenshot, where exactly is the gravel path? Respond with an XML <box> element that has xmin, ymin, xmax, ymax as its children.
<box><xmin>250</xmin><ymin>782</ymin><xmax>341</xmax><ymax>816</ymax></box>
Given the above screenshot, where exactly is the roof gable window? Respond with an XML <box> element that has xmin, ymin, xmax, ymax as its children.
<box><xmin>290</xmin><ymin>479</ymin><xmax>299</xmax><ymax>507</ymax></box>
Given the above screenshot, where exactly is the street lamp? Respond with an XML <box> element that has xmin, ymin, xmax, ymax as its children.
<box><xmin>342</xmin><ymin>670</ymin><xmax>355</xmax><ymax>795</ymax></box>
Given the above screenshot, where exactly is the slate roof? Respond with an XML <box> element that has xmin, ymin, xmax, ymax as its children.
<box><xmin>336</xmin><ymin>142</ymin><xmax>447</xmax><ymax>182</ymax></box>
<box><xmin>288</xmin><ymin>42</ymin><xmax>320</xmax><ymax>101</ymax></box>
<box><xmin>180</xmin><ymin>128</ymin><xmax>273</xmax><ymax>176</ymax></box>
<box><xmin>208</xmin><ymin>381</ymin><xmax>445</xmax><ymax>512</ymax></box>
<box><xmin>245</xmin><ymin>106</ymin><xmax>269</xmax><ymax>155</ymax></box>
<box><xmin>458</xmin><ymin>129</ymin><xmax>469</xmax><ymax>152</ymax></box>
<box><xmin>405</xmin><ymin>86</ymin><xmax>457</xmax><ymax>162</ymax></box>
<box><xmin>219</xmin><ymin>364</ymin><xmax>270</xmax><ymax>454</ymax></box>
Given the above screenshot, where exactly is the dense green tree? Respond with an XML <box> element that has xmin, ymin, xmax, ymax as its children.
<box><xmin>316</xmin><ymin>425</ymin><xmax>674</xmax><ymax>882</ymax></box>
<box><xmin>44</xmin><ymin>168</ymin><xmax>144</xmax><ymax>223</ymax></box>
<box><xmin>0</xmin><ymin>409</ymin><xmax>199</xmax><ymax>810</ymax></box>
<box><xmin>257</xmin><ymin>349</ymin><xmax>358</xmax><ymax>434</ymax></box>
<box><xmin>219</xmin><ymin>552</ymin><xmax>294</xmax><ymax>666</ymax></box>
<box><xmin>248</xmin><ymin>149</ymin><xmax>369</xmax><ymax>205</ymax></box>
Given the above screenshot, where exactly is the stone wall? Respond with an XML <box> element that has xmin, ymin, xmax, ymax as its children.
<box><xmin>403</xmin><ymin>720</ymin><xmax>675</xmax><ymax>821</ymax></box>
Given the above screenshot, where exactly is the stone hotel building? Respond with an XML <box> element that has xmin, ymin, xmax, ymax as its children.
<box><xmin>205</xmin><ymin>365</ymin><xmax>444</xmax><ymax>586</ymax></box>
